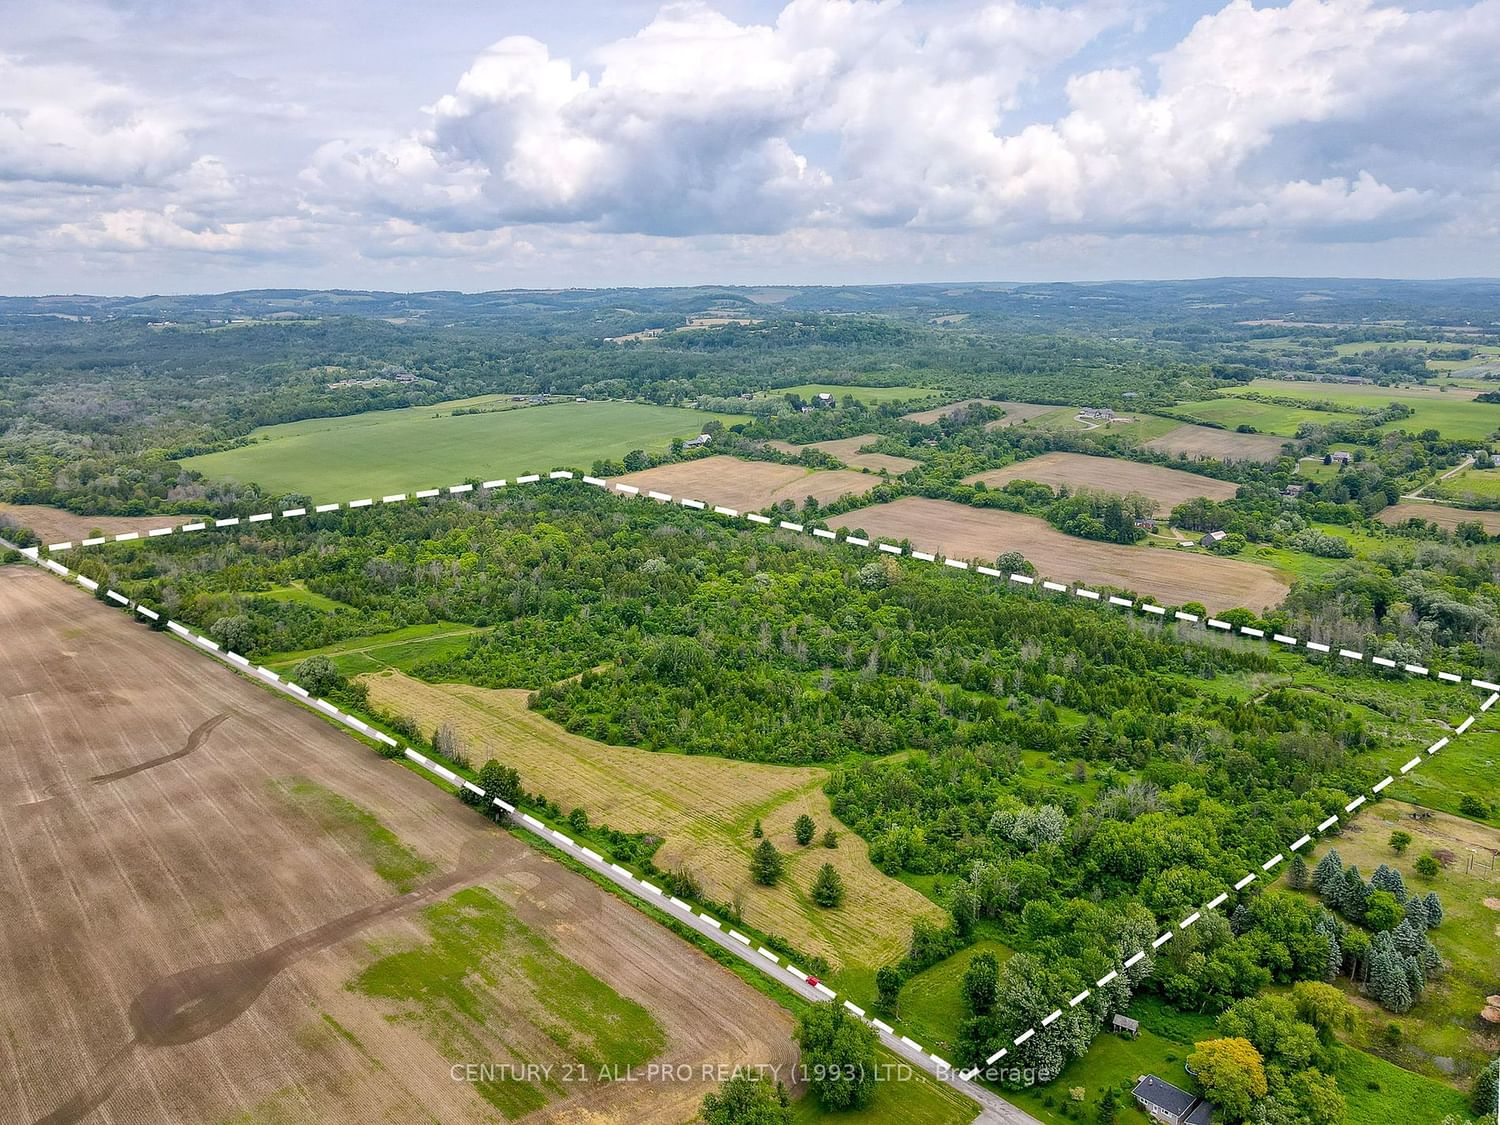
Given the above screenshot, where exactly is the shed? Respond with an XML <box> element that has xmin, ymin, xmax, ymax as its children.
<box><xmin>1112</xmin><ymin>1014</ymin><xmax>1140</xmax><ymax>1037</ymax></box>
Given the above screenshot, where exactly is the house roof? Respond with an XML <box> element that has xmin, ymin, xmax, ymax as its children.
<box><xmin>1185</xmin><ymin>1098</ymin><xmax>1216</xmax><ymax>1124</ymax></box>
<box><xmin>1132</xmin><ymin>1076</ymin><xmax>1196</xmax><ymax>1117</ymax></box>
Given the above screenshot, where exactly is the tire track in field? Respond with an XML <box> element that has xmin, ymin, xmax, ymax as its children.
<box><xmin>29</xmin><ymin>836</ymin><xmax>505</xmax><ymax>1125</ymax></box>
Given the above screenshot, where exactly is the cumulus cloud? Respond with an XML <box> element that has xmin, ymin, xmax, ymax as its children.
<box><xmin>0</xmin><ymin>55</ymin><xmax>193</xmax><ymax>186</ymax></box>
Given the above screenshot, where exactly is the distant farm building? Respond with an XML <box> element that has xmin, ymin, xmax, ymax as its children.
<box><xmin>1200</xmin><ymin>530</ymin><xmax>1228</xmax><ymax>548</ymax></box>
<box><xmin>683</xmin><ymin>433</ymin><xmax>713</xmax><ymax>448</ymax></box>
<box><xmin>815</xmin><ymin>392</ymin><xmax>835</xmax><ymax>405</ymax></box>
<box><xmin>1079</xmin><ymin>407</ymin><xmax>1117</xmax><ymax>421</ymax></box>
<box><xmin>1331</xmin><ymin>451</ymin><xmax>1352</xmax><ymax>464</ymax></box>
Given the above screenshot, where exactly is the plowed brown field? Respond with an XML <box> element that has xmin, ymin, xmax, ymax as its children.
<box><xmin>1377</xmin><ymin>502</ymin><xmax>1500</xmax><ymax>534</ymax></box>
<box><xmin>836</xmin><ymin>497</ymin><xmax>1290</xmax><ymax>611</ymax></box>
<box><xmin>964</xmin><ymin>453</ymin><xmax>1238</xmax><ymax>512</ymax></box>
<box><xmin>1144</xmin><ymin>423</ymin><xmax>1288</xmax><ymax>463</ymax></box>
<box><xmin>0</xmin><ymin>567</ymin><xmax>794</xmax><ymax>1125</ymax></box>
<box><xmin>0</xmin><ymin>502</ymin><xmax>207</xmax><ymax>546</ymax></box>
<box><xmin>611</xmin><ymin>455</ymin><xmax>881</xmax><ymax>510</ymax></box>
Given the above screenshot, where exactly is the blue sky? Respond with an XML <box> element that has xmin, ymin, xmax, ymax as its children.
<box><xmin>2</xmin><ymin>0</ymin><xmax>1497</xmax><ymax>293</ymax></box>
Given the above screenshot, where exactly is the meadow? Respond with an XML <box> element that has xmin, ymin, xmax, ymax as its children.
<box><xmin>1218</xmin><ymin>378</ymin><xmax>1500</xmax><ymax>441</ymax></box>
<box><xmin>179</xmin><ymin>398</ymin><xmax>747</xmax><ymax>498</ymax></box>
<box><xmin>761</xmin><ymin>382</ymin><xmax>943</xmax><ymax>405</ymax></box>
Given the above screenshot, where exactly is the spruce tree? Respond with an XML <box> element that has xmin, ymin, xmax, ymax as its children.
<box><xmin>794</xmin><ymin>814</ymin><xmax>816</xmax><ymax>846</ymax></box>
<box><xmin>1287</xmin><ymin>853</ymin><xmax>1309</xmax><ymax>890</ymax></box>
<box><xmin>1403</xmin><ymin>895</ymin><xmax>1429</xmax><ymax>931</ymax></box>
<box><xmin>1470</xmin><ymin>1057</ymin><xmax>1499</xmax><ymax>1118</ymax></box>
<box><xmin>1371</xmin><ymin>863</ymin><xmax>1407</xmax><ymax>903</ymax></box>
<box><xmin>1423</xmin><ymin>891</ymin><xmax>1443</xmax><ymax>928</ymax></box>
<box><xmin>811</xmin><ymin>863</ymin><xmax>844</xmax><ymax>908</ymax></box>
<box><xmin>1340</xmin><ymin>866</ymin><xmax>1368</xmax><ymax>921</ymax></box>
<box><xmin>1312</xmin><ymin>848</ymin><xmax>1343</xmax><ymax>893</ymax></box>
<box><xmin>751</xmin><ymin>839</ymin><xmax>784</xmax><ymax>886</ymax></box>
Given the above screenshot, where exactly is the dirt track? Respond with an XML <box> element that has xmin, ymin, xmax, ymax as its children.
<box><xmin>836</xmin><ymin>497</ymin><xmax>1291</xmax><ymax>611</ymax></box>
<box><xmin>0</xmin><ymin>567</ymin><xmax>795</xmax><ymax>1125</ymax></box>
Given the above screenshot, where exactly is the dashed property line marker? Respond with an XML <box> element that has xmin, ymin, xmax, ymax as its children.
<box><xmin>25</xmin><ymin>478</ymin><xmax>1496</xmax><ymax>1083</ymax></box>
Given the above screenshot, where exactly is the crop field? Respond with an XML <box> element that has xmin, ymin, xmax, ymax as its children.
<box><xmin>1172</xmin><ymin>396</ymin><xmax>1351</xmax><ymax>435</ymax></box>
<box><xmin>0</xmin><ymin>567</ymin><xmax>797</xmax><ymax>1125</ymax></box>
<box><xmin>1219</xmin><ymin>378</ymin><xmax>1500</xmax><ymax>442</ymax></box>
<box><xmin>178</xmin><ymin>399</ymin><xmax>747</xmax><ymax>498</ymax></box>
<box><xmin>805</xmin><ymin>434</ymin><xmax>920</xmax><ymax>474</ymax></box>
<box><xmin>358</xmin><ymin>670</ymin><xmax>946</xmax><ymax>972</ymax></box>
<box><xmin>1143</xmin><ymin>422</ymin><xmax>1289</xmax><ymax>463</ymax></box>
<box><xmin>610</xmin><ymin>455</ymin><xmax>883</xmax><ymax>510</ymax></box>
<box><xmin>1428</xmin><ymin>467</ymin><xmax>1500</xmax><ymax>504</ymax></box>
<box><xmin>834</xmin><ymin>496</ymin><xmax>1292</xmax><ymax>610</ymax></box>
<box><xmin>1377</xmin><ymin>501</ymin><xmax>1500</xmax><ymax>533</ymax></box>
<box><xmin>0</xmin><ymin>501</ymin><xmax>208</xmax><ymax>546</ymax></box>
<box><xmin>962</xmin><ymin>452</ymin><xmax>1238</xmax><ymax>512</ymax></box>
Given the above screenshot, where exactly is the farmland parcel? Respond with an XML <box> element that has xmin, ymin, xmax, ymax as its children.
<box><xmin>0</xmin><ymin>566</ymin><xmax>795</xmax><ymax>1125</ymax></box>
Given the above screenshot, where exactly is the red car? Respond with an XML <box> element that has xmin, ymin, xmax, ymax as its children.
<box><xmin>805</xmin><ymin>976</ymin><xmax>820</xmax><ymax>988</ymax></box>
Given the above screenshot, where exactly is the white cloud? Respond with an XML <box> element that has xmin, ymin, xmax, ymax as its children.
<box><xmin>0</xmin><ymin>55</ymin><xmax>193</xmax><ymax>186</ymax></box>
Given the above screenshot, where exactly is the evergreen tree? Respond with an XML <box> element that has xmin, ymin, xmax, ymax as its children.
<box><xmin>1311</xmin><ymin>849</ymin><xmax>1343</xmax><ymax>893</ymax></box>
<box><xmin>752</xmin><ymin>818</ymin><xmax>763</xmax><ymax>838</ymax></box>
<box><xmin>1371</xmin><ymin>863</ymin><xmax>1407</xmax><ymax>903</ymax></box>
<box><xmin>1393</xmin><ymin>918</ymin><xmax>1424</xmax><ymax>957</ymax></box>
<box><xmin>1402</xmin><ymin>895</ymin><xmax>1429</xmax><ymax>931</ymax></box>
<box><xmin>751</xmin><ymin>839</ymin><xmax>784</xmax><ymax>886</ymax></box>
<box><xmin>875</xmin><ymin>965</ymin><xmax>902</xmax><ymax>1014</ymax></box>
<box><xmin>1339</xmin><ymin>866</ymin><xmax>1368</xmax><ymax>921</ymax></box>
<box><xmin>794</xmin><ymin>814</ymin><xmax>816</xmax><ymax>846</ymax></box>
<box><xmin>1471</xmin><ymin>1057</ymin><xmax>1500</xmax><ymax>1118</ymax></box>
<box><xmin>1287</xmin><ymin>853</ymin><xmax>1309</xmax><ymax>890</ymax></box>
<box><xmin>811</xmin><ymin>863</ymin><xmax>844</xmax><ymax>908</ymax></box>
<box><xmin>1423</xmin><ymin>891</ymin><xmax>1443</xmax><ymax>928</ymax></box>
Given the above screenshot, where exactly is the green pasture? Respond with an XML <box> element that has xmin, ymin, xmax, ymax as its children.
<box><xmin>265</xmin><ymin>622</ymin><xmax>483</xmax><ymax>677</ymax></box>
<box><xmin>178</xmin><ymin>399</ymin><xmax>748</xmax><ymax>498</ymax></box>
<box><xmin>1218</xmin><ymin>379</ymin><xmax>1500</xmax><ymax>441</ymax></box>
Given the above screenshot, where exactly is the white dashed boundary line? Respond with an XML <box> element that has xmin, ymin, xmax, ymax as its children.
<box><xmin>25</xmin><ymin>470</ymin><xmax>1499</xmax><ymax>1085</ymax></box>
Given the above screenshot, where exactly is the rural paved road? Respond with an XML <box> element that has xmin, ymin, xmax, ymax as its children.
<box><xmin>9</xmin><ymin>539</ymin><xmax>1043</xmax><ymax>1125</ymax></box>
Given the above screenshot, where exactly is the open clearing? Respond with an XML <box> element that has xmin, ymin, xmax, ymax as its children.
<box><xmin>0</xmin><ymin>502</ymin><xmax>207</xmax><ymax>546</ymax></box>
<box><xmin>1219</xmin><ymin>378</ymin><xmax>1500</xmax><ymax>442</ymax></box>
<box><xmin>962</xmin><ymin>453</ymin><xmax>1238</xmax><ymax>513</ymax></box>
<box><xmin>178</xmin><ymin>399</ymin><xmax>747</xmax><ymax>499</ymax></box>
<box><xmin>0</xmin><ymin>567</ymin><xmax>796</xmax><ymax>1125</ymax></box>
<box><xmin>805</xmin><ymin>435</ymin><xmax>920</xmax><ymax>474</ymax></box>
<box><xmin>1143</xmin><ymin>422</ymin><xmax>1289</xmax><ymax>463</ymax></box>
<box><xmin>610</xmin><ymin>455</ymin><xmax>883</xmax><ymax>511</ymax></box>
<box><xmin>755</xmin><ymin>383</ymin><xmax>941</xmax><ymax>405</ymax></box>
<box><xmin>835</xmin><ymin>497</ymin><xmax>1292</xmax><ymax>611</ymax></box>
<box><xmin>1378</xmin><ymin>501</ymin><xmax>1500</xmax><ymax>534</ymax></box>
<box><xmin>359</xmin><ymin>670</ymin><xmax>945</xmax><ymax>972</ymax></box>
<box><xmin>979</xmin><ymin>401</ymin><xmax>1069</xmax><ymax>429</ymax></box>
<box><xmin>1428</xmin><ymin>467</ymin><xmax>1500</xmax><ymax>505</ymax></box>
<box><xmin>902</xmin><ymin>398</ymin><xmax>1009</xmax><ymax>424</ymax></box>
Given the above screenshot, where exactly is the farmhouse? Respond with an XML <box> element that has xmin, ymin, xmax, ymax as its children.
<box><xmin>1331</xmin><ymin>451</ymin><xmax>1352</xmax><ymax>464</ymax></box>
<box><xmin>1134</xmin><ymin>519</ymin><xmax>1157</xmax><ymax>532</ymax></box>
<box><xmin>1200</xmin><ymin>530</ymin><xmax>1228</xmax><ymax>547</ymax></box>
<box><xmin>1079</xmin><ymin>407</ymin><xmax>1117</xmax><ymax>420</ymax></box>
<box><xmin>683</xmin><ymin>433</ymin><xmax>713</xmax><ymax>448</ymax></box>
<box><xmin>815</xmin><ymin>392</ymin><xmax>835</xmax><ymax>405</ymax></box>
<box><xmin>1282</xmin><ymin>484</ymin><xmax>1304</xmax><ymax>497</ymax></box>
<box><xmin>1132</xmin><ymin>1075</ymin><xmax>1216</xmax><ymax>1124</ymax></box>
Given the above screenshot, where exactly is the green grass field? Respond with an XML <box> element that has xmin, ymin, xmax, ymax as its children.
<box><xmin>1429</xmin><ymin>467</ymin><xmax>1500</xmax><ymax>504</ymax></box>
<box><xmin>893</xmin><ymin>940</ymin><xmax>1015</xmax><ymax>1055</ymax></box>
<box><xmin>1173</xmin><ymin>397</ymin><xmax>1357</xmax><ymax>435</ymax></box>
<box><xmin>179</xmin><ymin>399</ymin><xmax>747</xmax><ymax>498</ymax></box>
<box><xmin>266</xmin><ymin>621</ymin><xmax>484</xmax><ymax>677</ymax></box>
<box><xmin>255</xmin><ymin>582</ymin><xmax>348</xmax><ymax>613</ymax></box>
<box><xmin>1219</xmin><ymin>379</ymin><xmax>1500</xmax><ymax>442</ymax></box>
<box><xmin>792</xmin><ymin>1047</ymin><xmax>979</xmax><ymax>1125</ymax></box>
<box><xmin>762</xmin><ymin>383</ymin><xmax>943</xmax><ymax>405</ymax></box>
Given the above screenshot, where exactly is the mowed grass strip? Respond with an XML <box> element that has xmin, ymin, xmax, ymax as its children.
<box><xmin>350</xmin><ymin>886</ymin><xmax>666</xmax><ymax>1119</ymax></box>
<box><xmin>178</xmin><ymin>399</ymin><xmax>747</xmax><ymax>498</ymax></box>
<box><xmin>962</xmin><ymin>452</ymin><xmax>1238</xmax><ymax>513</ymax></box>
<box><xmin>359</xmin><ymin>670</ymin><xmax>945</xmax><ymax>970</ymax></box>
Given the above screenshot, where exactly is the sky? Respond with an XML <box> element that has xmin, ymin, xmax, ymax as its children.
<box><xmin>1</xmin><ymin>0</ymin><xmax>1497</xmax><ymax>294</ymax></box>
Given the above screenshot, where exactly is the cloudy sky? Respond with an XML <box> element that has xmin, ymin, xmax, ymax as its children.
<box><xmin>2</xmin><ymin>0</ymin><xmax>1497</xmax><ymax>294</ymax></box>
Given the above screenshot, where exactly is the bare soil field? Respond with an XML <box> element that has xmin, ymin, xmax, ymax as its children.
<box><xmin>835</xmin><ymin>497</ymin><xmax>1291</xmax><ymax>611</ymax></box>
<box><xmin>981</xmin><ymin>401</ymin><xmax>1065</xmax><ymax>429</ymax></box>
<box><xmin>902</xmin><ymin>398</ymin><xmax>1008</xmax><ymax>424</ymax></box>
<box><xmin>1144</xmin><ymin>423</ymin><xmax>1288</xmax><ymax>464</ymax></box>
<box><xmin>806</xmin><ymin>435</ymin><xmax>920</xmax><ymax>474</ymax></box>
<box><xmin>1378</xmin><ymin>502</ymin><xmax>1500</xmax><ymax>534</ymax></box>
<box><xmin>0</xmin><ymin>502</ymin><xmax>207</xmax><ymax>546</ymax></box>
<box><xmin>963</xmin><ymin>452</ymin><xmax>1239</xmax><ymax>513</ymax></box>
<box><xmin>0</xmin><ymin>567</ymin><xmax>795</xmax><ymax>1125</ymax></box>
<box><xmin>360</xmin><ymin>672</ymin><xmax>944</xmax><ymax>971</ymax></box>
<box><xmin>611</xmin><ymin>455</ymin><xmax>882</xmax><ymax>511</ymax></box>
